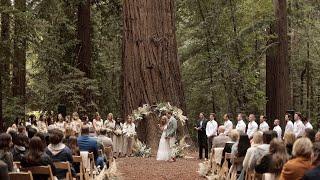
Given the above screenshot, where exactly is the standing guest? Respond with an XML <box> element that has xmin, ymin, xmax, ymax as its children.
<box><xmin>37</xmin><ymin>114</ymin><xmax>48</xmax><ymax>133</ymax></box>
<box><xmin>293</xmin><ymin>112</ymin><xmax>306</xmax><ymax>138</ymax></box>
<box><xmin>259</xmin><ymin>115</ymin><xmax>269</xmax><ymax>132</ymax></box>
<box><xmin>195</xmin><ymin>113</ymin><xmax>208</xmax><ymax>160</ymax></box>
<box><xmin>304</xmin><ymin>129</ymin><xmax>316</xmax><ymax>143</ymax></box>
<box><xmin>243</xmin><ymin>132</ymin><xmax>263</xmax><ymax>170</ymax></box>
<box><xmin>223</xmin><ymin>114</ymin><xmax>233</xmax><ymax>136</ymax></box>
<box><xmin>206</xmin><ymin>113</ymin><xmax>218</xmax><ymax>154</ymax></box>
<box><xmin>273</xmin><ymin>119</ymin><xmax>282</xmax><ymax>139</ymax></box>
<box><xmin>104</xmin><ymin>113</ymin><xmax>116</xmax><ymax>138</ymax></box>
<box><xmin>70</xmin><ymin>112</ymin><xmax>82</xmax><ymax>136</ymax></box>
<box><xmin>0</xmin><ymin>133</ymin><xmax>13</xmax><ymax>172</ymax></box>
<box><xmin>285</xmin><ymin>113</ymin><xmax>294</xmax><ymax>134</ymax></box>
<box><xmin>12</xmin><ymin>133</ymin><xmax>28</xmax><ymax>162</ymax></box>
<box><xmin>122</xmin><ymin>116</ymin><xmax>136</xmax><ymax>157</ymax></box>
<box><xmin>255</xmin><ymin>138</ymin><xmax>289</xmax><ymax>175</ymax></box>
<box><xmin>283</xmin><ymin>133</ymin><xmax>296</xmax><ymax>157</ymax></box>
<box><xmin>93</xmin><ymin>112</ymin><xmax>103</xmax><ymax>133</ymax></box>
<box><xmin>247</xmin><ymin>114</ymin><xmax>258</xmax><ymax>139</ymax></box>
<box><xmin>303</xmin><ymin>142</ymin><xmax>320</xmax><ymax>180</ymax></box>
<box><xmin>113</xmin><ymin>118</ymin><xmax>123</xmax><ymax>157</ymax></box>
<box><xmin>280</xmin><ymin>138</ymin><xmax>313</xmax><ymax>180</ymax></box>
<box><xmin>45</xmin><ymin>129</ymin><xmax>75</xmax><ymax>179</ymax></box>
<box><xmin>55</xmin><ymin>114</ymin><xmax>65</xmax><ymax>133</ymax></box>
<box><xmin>21</xmin><ymin>137</ymin><xmax>56</xmax><ymax>180</ymax></box>
<box><xmin>212</xmin><ymin>126</ymin><xmax>231</xmax><ymax>148</ymax></box>
<box><xmin>303</xmin><ymin>118</ymin><xmax>313</xmax><ymax>130</ymax></box>
<box><xmin>236</xmin><ymin>113</ymin><xmax>247</xmax><ymax>133</ymax></box>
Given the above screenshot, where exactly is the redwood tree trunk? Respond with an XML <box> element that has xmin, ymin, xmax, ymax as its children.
<box><xmin>12</xmin><ymin>0</ymin><xmax>26</xmax><ymax>114</ymax></box>
<box><xmin>122</xmin><ymin>0</ymin><xmax>186</xmax><ymax>150</ymax></box>
<box><xmin>266</xmin><ymin>0</ymin><xmax>289</xmax><ymax>128</ymax></box>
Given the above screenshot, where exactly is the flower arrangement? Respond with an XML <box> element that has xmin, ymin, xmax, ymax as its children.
<box><xmin>170</xmin><ymin>136</ymin><xmax>190</xmax><ymax>158</ymax></box>
<box><xmin>133</xmin><ymin>139</ymin><xmax>152</xmax><ymax>158</ymax></box>
<box><xmin>113</xmin><ymin>129</ymin><xmax>122</xmax><ymax>136</ymax></box>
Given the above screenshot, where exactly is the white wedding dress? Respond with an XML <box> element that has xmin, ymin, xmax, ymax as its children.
<box><xmin>156</xmin><ymin>125</ymin><xmax>171</xmax><ymax>161</ymax></box>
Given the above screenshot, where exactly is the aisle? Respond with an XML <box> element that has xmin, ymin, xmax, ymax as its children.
<box><xmin>117</xmin><ymin>155</ymin><xmax>206</xmax><ymax>180</ymax></box>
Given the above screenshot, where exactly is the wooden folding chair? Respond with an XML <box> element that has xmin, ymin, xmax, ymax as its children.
<box><xmin>54</xmin><ymin>162</ymin><xmax>72</xmax><ymax>180</ymax></box>
<box><xmin>8</xmin><ymin>171</ymin><xmax>33</xmax><ymax>180</ymax></box>
<box><xmin>13</xmin><ymin>161</ymin><xmax>21</xmax><ymax>169</ymax></box>
<box><xmin>104</xmin><ymin>146</ymin><xmax>113</xmax><ymax>163</ymax></box>
<box><xmin>21</xmin><ymin>166</ymin><xmax>54</xmax><ymax>180</ymax></box>
<box><xmin>88</xmin><ymin>152</ymin><xmax>96</xmax><ymax>178</ymax></box>
<box><xmin>73</xmin><ymin>156</ymin><xmax>84</xmax><ymax>180</ymax></box>
<box><xmin>245</xmin><ymin>169</ymin><xmax>256</xmax><ymax>180</ymax></box>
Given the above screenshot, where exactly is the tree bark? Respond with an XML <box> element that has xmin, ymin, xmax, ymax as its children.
<box><xmin>12</xmin><ymin>0</ymin><xmax>27</xmax><ymax>114</ymax></box>
<box><xmin>266</xmin><ymin>0</ymin><xmax>289</xmax><ymax>128</ymax></box>
<box><xmin>122</xmin><ymin>0</ymin><xmax>186</xmax><ymax>150</ymax></box>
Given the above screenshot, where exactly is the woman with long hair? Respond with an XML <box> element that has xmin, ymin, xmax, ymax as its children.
<box><xmin>113</xmin><ymin>118</ymin><xmax>123</xmax><ymax>157</ymax></box>
<box><xmin>0</xmin><ymin>133</ymin><xmax>13</xmax><ymax>172</ymax></box>
<box><xmin>104</xmin><ymin>113</ymin><xmax>116</xmax><ymax>138</ymax></box>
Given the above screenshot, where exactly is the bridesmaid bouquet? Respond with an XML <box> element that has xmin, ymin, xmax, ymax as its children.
<box><xmin>126</xmin><ymin>131</ymin><xmax>136</xmax><ymax>137</ymax></box>
<box><xmin>106</xmin><ymin>128</ymin><xmax>113</xmax><ymax>133</ymax></box>
<box><xmin>114</xmin><ymin>129</ymin><xmax>122</xmax><ymax>136</ymax></box>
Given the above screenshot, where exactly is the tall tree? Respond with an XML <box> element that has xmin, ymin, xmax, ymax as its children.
<box><xmin>12</xmin><ymin>0</ymin><xmax>26</xmax><ymax>115</ymax></box>
<box><xmin>122</xmin><ymin>0</ymin><xmax>186</xmax><ymax>149</ymax></box>
<box><xmin>266</xmin><ymin>0</ymin><xmax>289</xmax><ymax>127</ymax></box>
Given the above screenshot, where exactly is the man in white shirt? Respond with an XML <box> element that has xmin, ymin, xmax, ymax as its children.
<box><xmin>293</xmin><ymin>112</ymin><xmax>305</xmax><ymax>138</ymax></box>
<box><xmin>284</xmin><ymin>113</ymin><xmax>294</xmax><ymax>134</ymax></box>
<box><xmin>273</xmin><ymin>119</ymin><xmax>282</xmax><ymax>139</ymax></box>
<box><xmin>247</xmin><ymin>114</ymin><xmax>258</xmax><ymax>139</ymax></box>
<box><xmin>259</xmin><ymin>115</ymin><xmax>269</xmax><ymax>132</ymax></box>
<box><xmin>206</xmin><ymin>113</ymin><xmax>218</xmax><ymax>153</ymax></box>
<box><xmin>236</xmin><ymin>113</ymin><xmax>246</xmax><ymax>133</ymax></box>
<box><xmin>223</xmin><ymin>114</ymin><xmax>233</xmax><ymax>135</ymax></box>
<box><xmin>303</xmin><ymin>118</ymin><xmax>313</xmax><ymax>129</ymax></box>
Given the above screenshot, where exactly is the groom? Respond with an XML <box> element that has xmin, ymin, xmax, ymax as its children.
<box><xmin>165</xmin><ymin>111</ymin><xmax>178</xmax><ymax>162</ymax></box>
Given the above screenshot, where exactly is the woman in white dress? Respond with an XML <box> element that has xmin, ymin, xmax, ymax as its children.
<box><xmin>113</xmin><ymin>118</ymin><xmax>123</xmax><ymax>157</ymax></box>
<box><xmin>156</xmin><ymin>116</ymin><xmax>171</xmax><ymax>161</ymax></box>
<box><xmin>104</xmin><ymin>113</ymin><xmax>116</xmax><ymax>138</ymax></box>
<box><xmin>93</xmin><ymin>112</ymin><xmax>103</xmax><ymax>133</ymax></box>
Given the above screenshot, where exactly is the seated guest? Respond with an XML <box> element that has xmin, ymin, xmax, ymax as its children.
<box><xmin>0</xmin><ymin>160</ymin><xmax>9</xmax><ymax>180</ymax></box>
<box><xmin>34</xmin><ymin>132</ymin><xmax>48</xmax><ymax>149</ymax></box>
<box><xmin>243</xmin><ymin>131</ymin><xmax>263</xmax><ymax>170</ymax></box>
<box><xmin>77</xmin><ymin>125</ymin><xmax>104</xmax><ymax>168</ymax></box>
<box><xmin>97</xmin><ymin>128</ymin><xmax>113</xmax><ymax>150</ymax></box>
<box><xmin>247</xmin><ymin>130</ymin><xmax>277</xmax><ymax>170</ymax></box>
<box><xmin>27</xmin><ymin>126</ymin><xmax>37</xmax><ymax>139</ymax></box>
<box><xmin>280</xmin><ymin>137</ymin><xmax>313</xmax><ymax>180</ymax></box>
<box><xmin>303</xmin><ymin>142</ymin><xmax>320</xmax><ymax>180</ymax></box>
<box><xmin>284</xmin><ymin>132</ymin><xmax>295</xmax><ymax>157</ymax></box>
<box><xmin>0</xmin><ymin>133</ymin><xmax>13</xmax><ymax>172</ymax></box>
<box><xmin>212</xmin><ymin>126</ymin><xmax>231</xmax><ymax>148</ymax></box>
<box><xmin>12</xmin><ymin>133</ymin><xmax>29</xmax><ymax>162</ymax></box>
<box><xmin>255</xmin><ymin>139</ymin><xmax>288</xmax><ymax>175</ymax></box>
<box><xmin>68</xmin><ymin>136</ymin><xmax>80</xmax><ymax>156</ymax></box>
<box><xmin>304</xmin><ymin>128</ymin><xmax>316</xmax><ymax>143</ymax></box>
<box><xmin>21</xmin><ymin>137</ymin><xmax>56</xmax><ymax>180</ymax></box>
<box><xmin>221</xmin><ymin>129</ymin><xmax>239</xmax><ymax>166</ymax></box>
<box><xmin>231</xmin><ymin>134</ymin><xmax>251</xmax><ymax>158</ymax></box>
<box><xmin>45</xmin><ymin>129</ymin><xmax>75</xmax><ymax>179</ymax></box>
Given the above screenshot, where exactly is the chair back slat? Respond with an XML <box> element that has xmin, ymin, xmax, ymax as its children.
<box><xmin>8</xmin><ymin>171</ymin><xmax>33</xmax><ymax>180</ymax></box>
<box><xmin>73</xmin><ymin>155</ymin><xmax>84</xmax><ymax>180</ymax></box>
<box><xmin>53</xmin><ymin>162</ymin><xmax>72</xmax><ymax>180</ymax></box>
<box><xmin>21</xmin><ymin>166</ymin><xmax>54</xmax><ymax>180</ymax></box>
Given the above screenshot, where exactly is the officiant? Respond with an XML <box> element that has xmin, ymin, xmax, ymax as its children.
<box><xmin>194</xmin><ymin>112</ymin><xmax>208</xmax><ymax>160</ymax></box>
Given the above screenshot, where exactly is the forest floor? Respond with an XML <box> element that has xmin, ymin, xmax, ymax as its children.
<box><xmin>116</xmin><ymin>152</ymin><xmax>206</xmax><ymax>180</ymax></box>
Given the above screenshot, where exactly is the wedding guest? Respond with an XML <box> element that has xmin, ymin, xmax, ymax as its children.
<box><xmin>93</xmin><ymin>112</ymin><xmax>103</xmax><ymax>133</ymax></box>
<box><xmin>27</xmin><ymin>126</ymin><xmax>37</xmax><ymax>139</ymax></box>
<box><xmin>236</xmin><ymin>113</ymin><xmax>246</xmax><ymax>133</ymax></box>
<box><xmin>223</xmin><ymin>113</ymin><xmax>233</xmax><ymax>136</ymax></box>
<box><xmin>12</xmin><ymin>133</ymin><xmax>28</xmax><ymax>162</ymax></box>
<box><xmin>195</xmin><ymin>112</ymin><xmax>208</xmax><ymax>160</ymax></box>
<box><xmin>6</xmin><ymin>123</ymin><xmax>17</xmax><ymax>134</ymax></box>
<box><xmin>259</xmin><ymin>115</ymin><xmax>269</xmax><ymax>132</ymax></box>
<box><xmin>68</xmin><ymin>136</ymin><xmax>80</xmax><ymax>156</ymax></box>
<box><xmin>273</xmin><ymin>119</ymin><xmax>282</xmax><ymax>139</ymax></box>
<box><xmin>113</xmin><ymin>118</ymin><xmax>123</xmax><ymax>157</ymax></box>
<box><xmin>70</xmin><ymin>112</ymin><xmax>82</xmax><ymax>135</ymax></box>
<box><xmin>285</xmin><ymin>113</ymin><xmax>294</xmax><ymax>134</ymax></box>
<box><xmin>231</xmin><ymin>134</ymin><xmax>251</xmax><ymax>158</ymax></box>
<box><xmin>206</xmin><ymin>113</ymin><xmax>218</xmax><ymax>154</ymax></box>
<box><xmin>247</xmin><ymin>114</ymin><xmax>258</xmax><ymax>139</ymax></box>
<box><xmin>304</xmin><ymin>128</ymin><xmax>316</xmax><ymax>143</ymax></box>
<box><xmin>315</xmin><ymin>131</ymin><xmax>320</xmax><ymax>142</ymax></box>
<box><xmin>97</xmin><ymin>128</ymin><xmax>113</xmax><ymax>152</ymax></box>
<box><xmin>293</xmin><ymin>112</ymin><xmax>306</xmax><ymax>138</ymax></box>
<box><xmin>255</xmin><ymin>139</ymin><xmax>288</xmax><ymax>175</ymax></box>
<box><xmin>104</xmin><ymin>113</ymin><xmax>116</xmax><ymax>138</ymax></box>
<box><xmin>34</xmin><ymin>132</ymin><xmax>48</xmax><ymax>148</ymax></box>
<box><xmin>37</xmin><ymin>114</ymin><xmax>48</xmax><ymax>133</ymax></box>
<box><xmin>303</xmin><ymin>118</ymin><xmax>313</xmax><ymax>129</ymax></box>
<box><xmin>123</xmin><ymin>116</ymin><xmax>136</xmax><ymax>157</ymax></box>
<box><xmin>303</xmin><ymin>142</ymin><xmax>320</xmax><ymax>180</ymax></box>
<box><xmin>0</xmin><ymin>160</ymin><xmax>9</xmax><ymax>180</ymax></box>
<box><xmin>0</xmin><ymin>133</ymin><xmax>13</xmax><ymax>172</ymax></box>
<box><xmin>212</xmin><ymin>126</ymin><xmax>231</xmax><ymax>148</ymax></box>
<box><xmin>243</xmin><ymin>131</ymin><xmax>263</xmax><ymax>170</ymax></box>
<box><xmin>21</xmin><ymin>137</ymin><xmax>56</xmax><ymax>180</ymax></box>
<box><xmin>283</xmin><ymin>132</ymin><xmax>295</xmax><ymax>156</ymax></box>
<box><xmin>221</xmin><ymin>129</ymin><xmax>239</xmax><ymax>166</ymax></box>
<box><xmin>280</xmin><ymin>138</ymin><xmax>313</xmax><ymax>180</ymax></box>
<box><xmin>45</xmin><ymin>129</ymin><xmax>75</xmax><ymax>179</ymax></box>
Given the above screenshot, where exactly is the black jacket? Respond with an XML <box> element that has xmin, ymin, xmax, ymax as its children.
<box><xmin>303</xmin><ymin>166</ymin><xmax>320</xmax><ymax>180</ymax></box>
<box><xmin>196</xmin><ymin>119</ymin><xmax>208</xmax><ymax>140</ymax></box>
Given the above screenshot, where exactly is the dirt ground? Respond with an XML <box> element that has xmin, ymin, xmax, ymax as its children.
<box><xmin>116</xmin><ymin>154</ymin><xmax>206</xmax><ymax>180</ymax></box>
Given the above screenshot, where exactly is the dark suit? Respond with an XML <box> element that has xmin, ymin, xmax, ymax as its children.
<box><xmin>303</xmin><ymin>166</ymin><xmax>320</xmax><ymax>180</ymax></box>
<box><xmin>196</xmin><ymin>119</ymin><xmax>208</xmax><ymax>159</ymax></box>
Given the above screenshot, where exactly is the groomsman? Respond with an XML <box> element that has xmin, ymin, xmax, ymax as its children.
<box><xmin>259</xmin><ymin>115</ymin><xmax>269</xmax><ymax>132</ymax></box>
<box><xmin>206</xmin><ymin>113</ymin><xmax>218</xmax><ymax>154</ymax></box>
<box><xmin>195</xmin><ymin>113</ymin><xmax>208</xmax><ymax>160</ymax></box>
<box><xmin>273</xmin><ymin>119</ymin><xmax>282</xmax><ymax>139</ymax></box>
<box><xmin>293</xmin><ymin>112</ymin><xmax>305</xmax><ymax>138</ymax></box>
<box><xmin>303</xmin><ymin>118</ymin><xmax>313</xmax><ymax>129</ymax></box>
<box><xmin>285</xmin><ymin>113</ymin><xmax>294</xmax><ymax>134</ymax></box>
<box><xmin>247</xmin><ymin>114</ymin><xmax>258</xmax><ymax>139</ymax></box>
<box><xmin>236</xmin><ymin>113</ymin><xmax>246</xmax><ymax>133</ymax></box>
<box><xmin>223</xmin><ymin>114</ymin><xmax>233</xmax><ymax>135</ymax></box>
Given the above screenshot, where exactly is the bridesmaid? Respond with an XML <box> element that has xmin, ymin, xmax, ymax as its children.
<box><xmin>113</xmin><ymin>118</ymin><xmax>123</xmax><ymax>157</ymax></box>
<box><xmin>104</xmin><ymin>113</ymin><xmax>116</xmax><ymax>138</ymax></box>
<box><xmin>70</xmin><ymin>112</ymin><xmax>82</xmax><ymax>136</ymax></box>
<box><xmin>37</xmin><ymin>114</ymin><xmax>48</xmax><ymax>133</ymax></box>
<box><xmin>122</xmin><ymin>116</ymin><xmax>136</xmax><ymax>157</ymax></box>
<box><xmin>93</xmin><ymin>112</ymin><xmax>103</xmax><ymax>133</ymax></box>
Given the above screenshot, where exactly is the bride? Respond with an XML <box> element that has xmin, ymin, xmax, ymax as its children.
<box><xmin>156</xmin><ymin>116</ymin><xmax>171</xmax><ymax>161</ymax></box>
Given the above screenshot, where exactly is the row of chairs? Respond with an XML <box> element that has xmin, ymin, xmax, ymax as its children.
<box><xmin>9</xmin><ymin>147</ymin><xmax>113</xmax><ymax>180</ymax></box>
